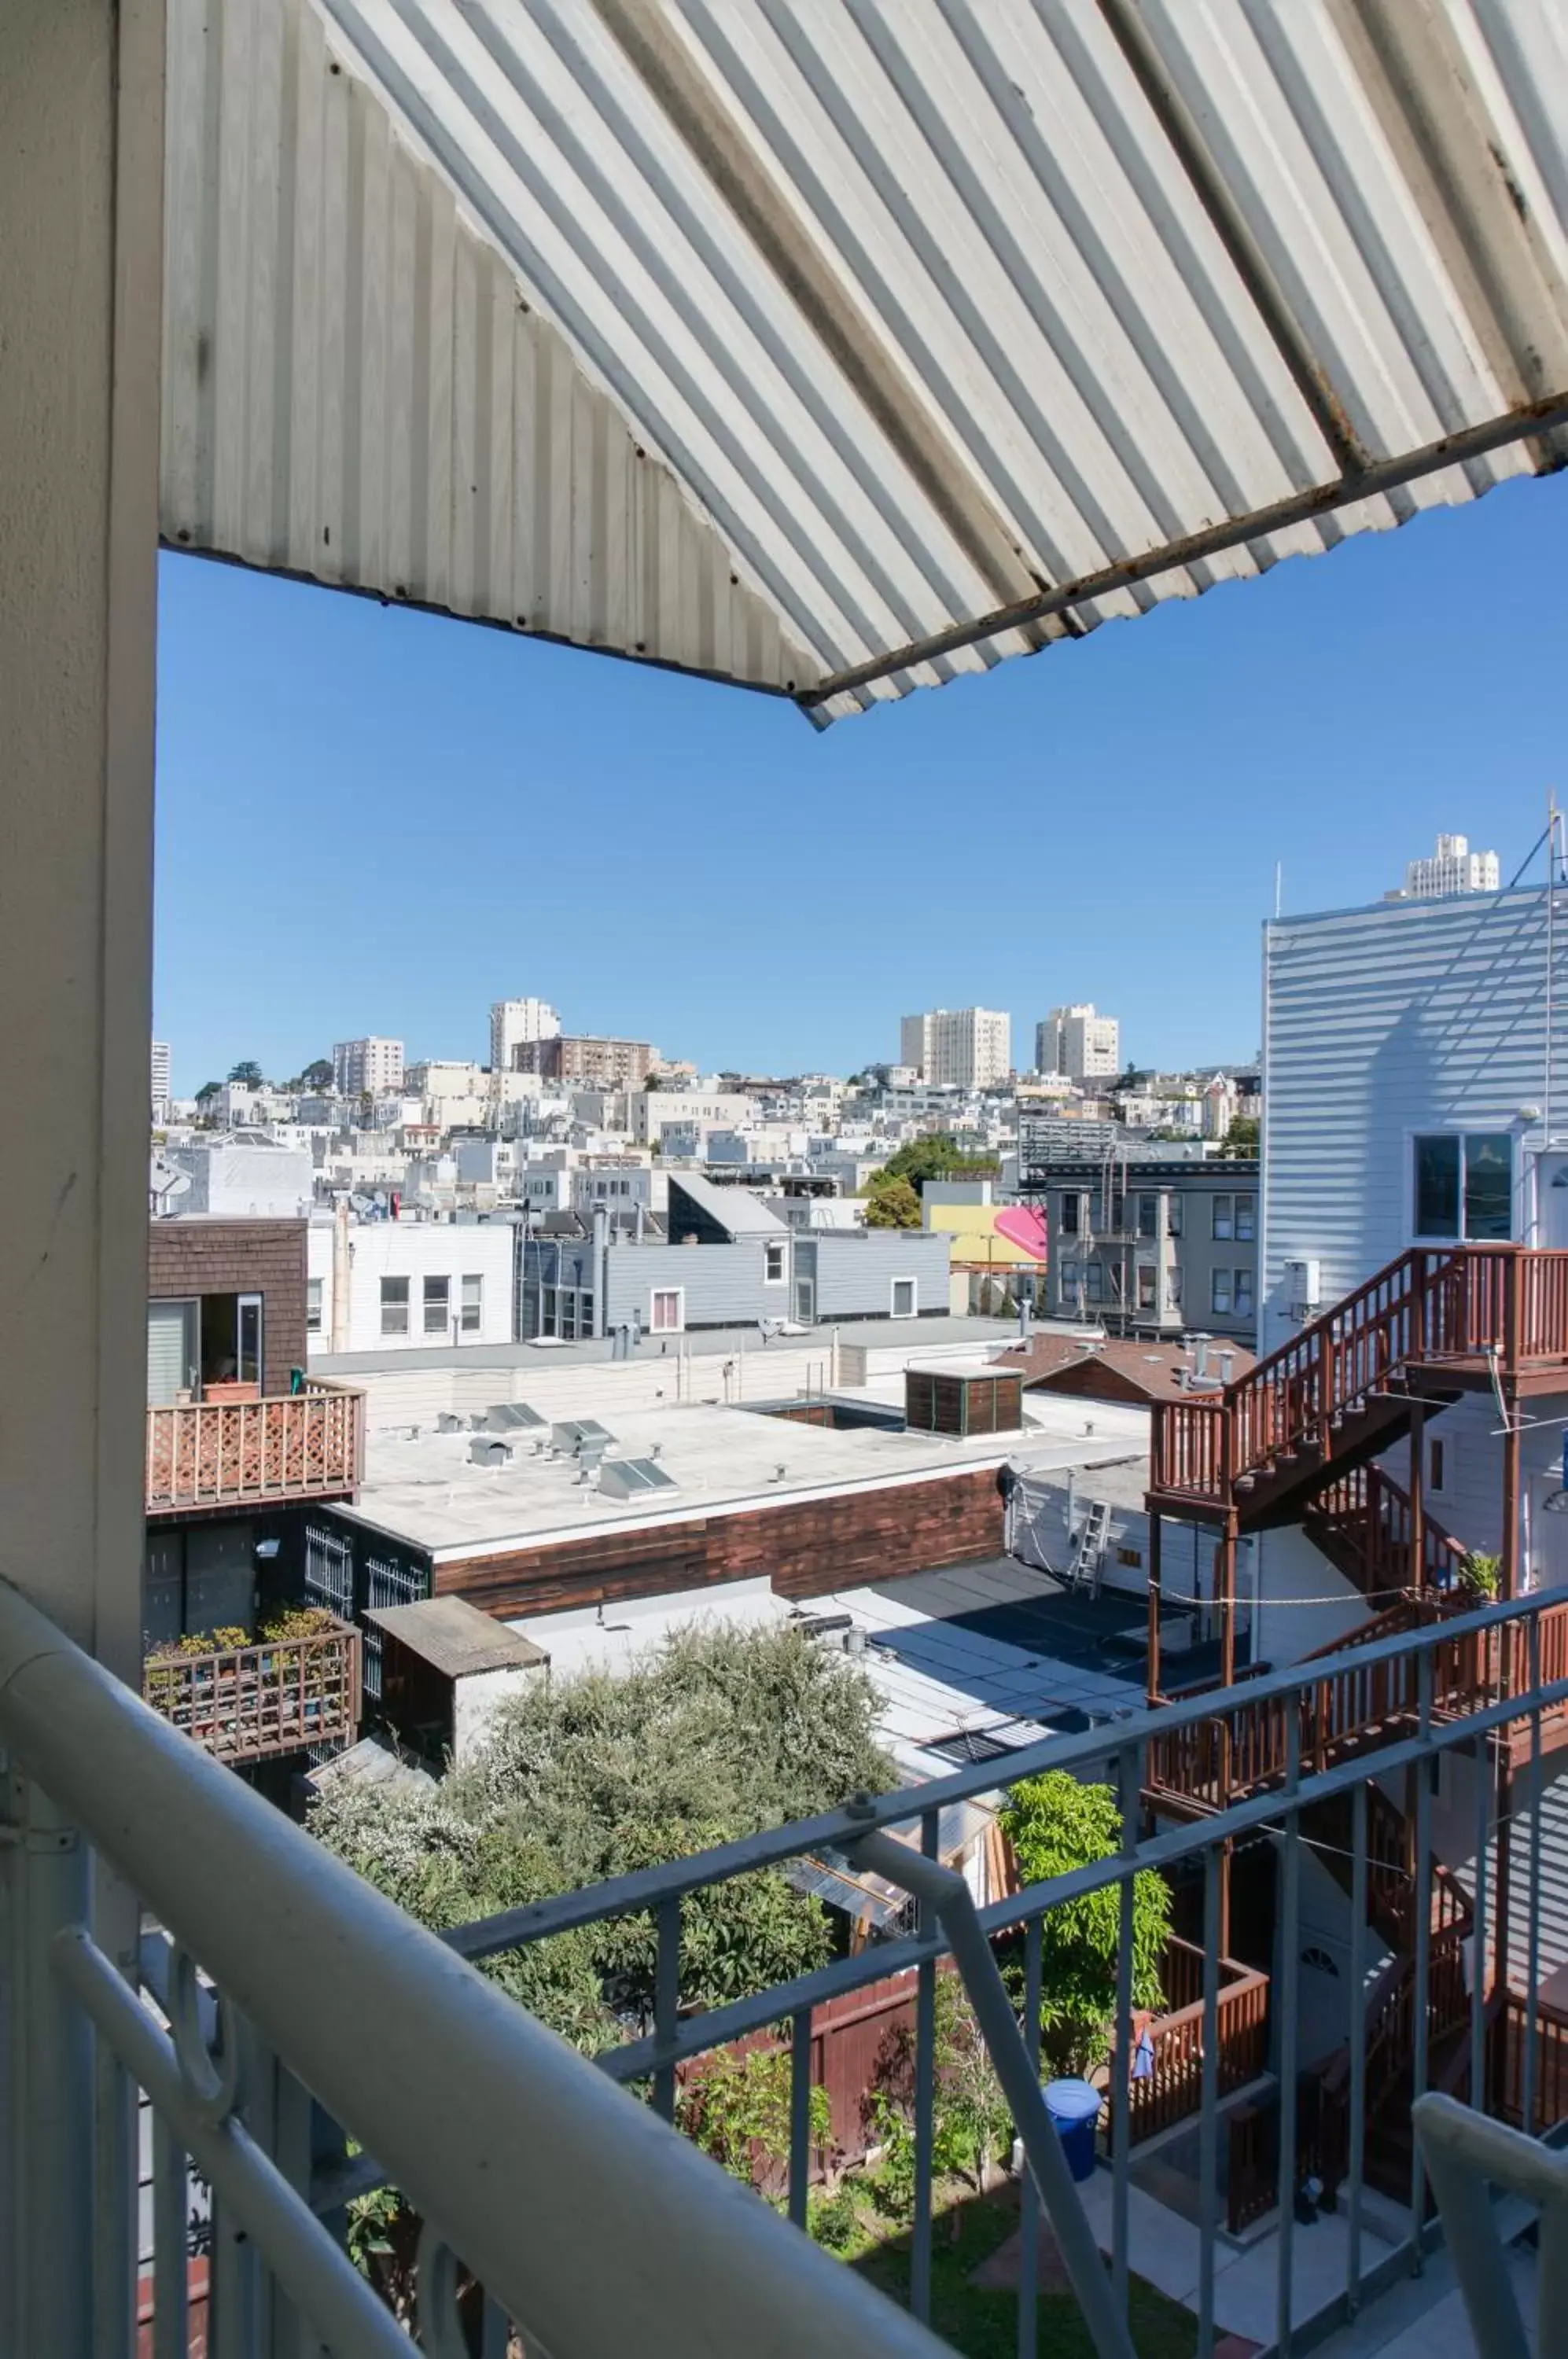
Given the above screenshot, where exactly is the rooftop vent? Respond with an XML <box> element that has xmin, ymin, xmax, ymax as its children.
<box><xmin>436</xmin><ymin>1412</ymin><xmax>464</xmax><ymax>1433</ymax></box>
<box><xmin>551</xmin><ymin>1418</ymin><xmax>615</xmax><ymax>1457</ymax></box>
<box><xmin>597</xmin><ymin>1456</ymin><xmax>679</xmax><ymax>1500</ymax></box>
<box><xmin>925</xmin><ymin>1729</ymin><xmax>1017</xmax><ymax>1767</ymax></box>
<box><xmin>487</xmin><ymin>1401</ymin><xmax>546</xmax><ymax>1432</ymax></box>
<box><xmin>469</xmin><ymin>1437</ymin><xmax>513</xmax><ymax>1467</ymax></box>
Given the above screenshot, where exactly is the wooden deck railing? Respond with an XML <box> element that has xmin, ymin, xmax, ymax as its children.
<box><xmin>1495</xmin><ymin>1991</ymin><xmax>1568</xmax><ymax>2133</ymax></box>
<box><xmin>1305</xmin><ymin>1465</ymin><xmax>1470</xmax><ymax>1598</ymax></box>
<box><xmin>1117</xmin><ymin>1937</ymin><xmax>1270</xmax><ymax>2147</ymax></box>
<box><xmin>145</xmin><ymin>1379</ymin><xmax>364</xmax><ymax>1513</ymax></box>
<box><xmin>1150</xmin><ymin>1246</ymin><xmax>1568</xmax><ymax>1513</ymax></box>
<box><xmin>143</xmin><ymin>1617</ymin><xmax>361</xmax><ymax>1762</ymax></box>
<box><xmin>1147</xmin><ymin>1592</ymin><xmax>1568</xmax><ymax>1811</ymax></box>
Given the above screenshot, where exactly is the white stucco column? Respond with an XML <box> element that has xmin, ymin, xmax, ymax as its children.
<box><xmin>0</xmin><ymin>0</ymin><xmax>164</xmax><ymax>1678</ymax></box>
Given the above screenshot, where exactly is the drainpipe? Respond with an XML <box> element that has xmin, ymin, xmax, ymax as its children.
<box><xmin>592</xmin><ymin>1204</ymin><xmax>608</xmax><ymax>1340</ymax></box>
<box><xmin>330</xmin><ymin>1199</ymin><xmax>351</xmax><ymax>1354</ymax></box>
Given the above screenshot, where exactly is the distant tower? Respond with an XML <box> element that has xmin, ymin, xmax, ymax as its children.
<box><xmin>1403</xmin><ymin>834</ymin><xmax>1500</xmax><ymax>900</ymax></box>
<box><xmin>490</xmin><ymin>997</ymin><xmax>561</xmax><ymax>1070</ymax></box>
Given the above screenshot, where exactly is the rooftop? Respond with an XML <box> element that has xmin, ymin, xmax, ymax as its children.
<box><xmin>310</xmin><ymin>1311</ymin><xmax>1047</xmax><ymax>1380</ymax></box>
<box><xmin>340</xmin><ymin>1389</ymin><xmax>1148</xmax><ymax>1561</ymax></box>
<box><xmin>364</xmin><ymin>1595</ymin><xmax>550</xmax><ymax>1678</ymax></box>
<box><xmin>1004</xmin><ymin>1334</ymin><xmax>1258</xmax><ymax>1402</ymax></box>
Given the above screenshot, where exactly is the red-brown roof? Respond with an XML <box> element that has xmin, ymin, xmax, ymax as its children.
<box><xmin>996</xmin><ymin>1334</ymin><xmax>1256</xmax><ymax>1406</ymax></box>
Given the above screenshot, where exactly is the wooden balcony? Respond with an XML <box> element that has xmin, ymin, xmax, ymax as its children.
<box><xmin>145</xmin><ymin>1379</ymin><xmax>364</xmax><ymax>1516</ymax></box>
<box><xmin>1111</xmin><ymin>1935</ymin><xmax>1270</xmax><ymax>2147</ymax></box>
<box><xmin>143</xmin><ymin>1614</ymin><xmax>361</xmax><ymax>1763</ymax></box>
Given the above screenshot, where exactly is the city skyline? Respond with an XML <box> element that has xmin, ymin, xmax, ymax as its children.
<box><xmin>153</xmin><ymin>473</ymin><xmax>1568</xmax><ymax>1096</ymax></box>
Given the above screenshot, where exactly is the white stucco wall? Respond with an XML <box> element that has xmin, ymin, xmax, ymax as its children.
<box><xmin>452</xmin><ymin>1665</ymin><xmax>538</xmax><ymax>1763</ymax></box>
<box><xmin>307</xmin><ymin>1222</ymin><xmax>515</xmax><ymax>1354</ymax></box>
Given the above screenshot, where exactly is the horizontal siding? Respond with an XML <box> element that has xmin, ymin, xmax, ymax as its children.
<box><xmin>603</xmin><ymin>1241</ymin><xmax>774</xmax><ymax>1329</ymax></box>
<box><xmin>1262</xmin><ymin>888</ymin><xmax>1568</xmax><ymax>1352</ymax></box>
<box><xmin>812</xmin><ymin>1233</ymin><xmax>950</xmax><ymax>1316</ymax></box>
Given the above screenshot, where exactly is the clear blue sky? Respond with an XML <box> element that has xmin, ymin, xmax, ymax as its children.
<box><xmin>155</xmin><ymin>473</ymin><xmax>1564</xmax><ymax>1096</ymax></box>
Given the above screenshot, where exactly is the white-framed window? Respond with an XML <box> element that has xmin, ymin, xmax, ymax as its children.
<box><xmin>1235</xmin><ymin>1269</ymin><xmax>1255</xmax><ymax>1317</ymax></box>
<box><xmin>380</xmin><ymin>1276</ymin><xmax>410</xmax><ymax>1337</ymax></box>
<box><xmin>650</xmin><ymin>1287</ymin><xmax>684</xmax><ymax>1333</ymax></box>
<box><xmin>890</xmin><ymin>1277</ymin><xmax>917</xmax><ymax>1319</ymax></box>
<box><xmin>1235</xmin><ymin>1194</ymin><xmax>1256</xmax><ymax>1243</ymax></box>
<box><xmin>764</xmin><ymin>1239</ymin><xmax>786</xmax><ymax>1284</ymax></box>
<box><xmin>1211</xmin><ymin>1269</ymin><xmax>1233</xmax><ymax>1315</ymax></box>
<box><xmin>1137</xmin><ymin>1265</ymin><xmax>1156</xmax><ymax>1309</ymax></box>
<box><xmin>1213</xmin><ymin>1194</ymin><xmax>1235</xmax><ymax>1242</ymax></box>
<box><xmin>1168</xmin><ymin>1266</ymin><xmax>1183</xmax><ymax>1308</ymax></box>
<box><xmin>461</xmin><ymin>1275</ymin><xmax>483</xmax><ymax>1334</ymax></box>
<box><xmin>1412</xmin><ymin>1132</ymin><xmax>1513</xmax><ymax>1242</ymax></box>
<box><xmin>306</xmin><ymin>1277</ymin><xmax>322</xmax><ymax>1334</ymax></box>
<box><xmin>422</xmin><ymin>1275</ymin><xmax>450</xmax><ymax>1336</ymax></box>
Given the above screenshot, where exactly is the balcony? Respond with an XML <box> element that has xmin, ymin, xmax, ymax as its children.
<box><xmin>1</xmin><ymin>1577</ymin><xmax>1566</xmax><ymax>2353</ymax></box>
<box><xmin>144</xmin><ymin>1378</ymin><xmax>364</xmax><ymax>1516</ymax></box>
<box><xmin>142</xmin><ymin>1610</ymin><xmax>361</xmax><ymax>1763</ymax></box>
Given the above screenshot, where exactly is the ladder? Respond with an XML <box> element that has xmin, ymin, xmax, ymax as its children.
<box><xmin>1067</xmin><ymin>1500</ymin><xmax>1112</xmax><ymax>1599</ymax></box>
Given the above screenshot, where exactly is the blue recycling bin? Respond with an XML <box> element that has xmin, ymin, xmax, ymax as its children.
<box><xmin>1043</xmin><ymin>2077</ymin><xmax>1101</xmax><ymax>2182</ymax></box>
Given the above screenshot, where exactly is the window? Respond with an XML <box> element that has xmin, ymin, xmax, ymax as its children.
<box><xmin>306</xmin><ymin>1277</ymin><xmax>322</xmax><ymax>1335</ymax></box>
<box><xmin>1413</xmin><ymin>1132</ymin><xmax>1514</xmax><ymax>1241</ymax></box>
<box><xmin>650</xmin><ymin>1288</ymin><xmax>683</xmax><ymax>1333</ymax></box>
<box><xmin>461</xmin><ymin>1275</ymin><xmax>483</xmax><ymax>1334</ymax></box>
<box><xmin>1430</xmin><ymin>1437</ymin><xmax>1447</xmax><ymax>1495</ymax></box>
<box><xmin>1137</xmin><ymin>1265</ymin><xmax>1157</xmax><ymax>1309</ymax></box>
<box><xmin>1060</xmin><ymin>1193</ymin><xmax>1080</xmax><ymax>1235</ymax></box>
<box><xmin>422</xmin><ymin>1275</ymin><xmax>450</xmax><ymax>1336</ymax></box>
<box><xmin>1235</xmin><ymin>1194</ymin><xmax>1256</xmax><ymax>1243</ymax></box>
<box><xmin>1213</xmin><ymin>1194</ymin><xmax>1235</xmax><ymax>1242</ymax></box>
<box><xmin>1168</xmin><ymin>1266</ymin><xmax>1183</xmax><ymax>1308</ymax></box>
<box><xmin>1169</xmin><ymin>1195</ymin><xmax>1183</xmax><ymax>1238</ymax></box>
<box><xmin>891</xmin><ymin>1278</ymin><xmax>916</xmax><ymax>1319</ymax></box>
<box><xmin>764</xmin><ymin>1240</ymin><xmax>786</xmax><ymax>1283</ymax></box>
<box><xmin>1137</xmin><ymin>1194</ymin><xmax>1158</xmax><ymax>1238</ymax></box>
<box><xmin>1211</xmin><ymin>1269</ymin><xmax>1233</xmax><ymax>1315</ymax></box>
<box><xmin>1235</xmin><ymin>1269</ymin><xmax>1255</xmax><ymax>1318</ymax></box>
<box><xmin>379</xmin><ymin>1276</ymin><xmax>410</xmax><ymax>1337</ymax></box>
<box><xmin>1080</xmin><ymin>1264</ymin><xmax>1105</xmax><ymax>1305</ymax></box>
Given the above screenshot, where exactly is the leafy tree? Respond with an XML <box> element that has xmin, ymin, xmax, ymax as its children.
<box><xmin>867</xmin><ymin>1978</ymin><xmax>1013</xmax><ymax>2213</ymax></box>
<box><xmin>679</xmin><ymin>2044</ymin><xmax>831</xmax><ymax>2184</ymax></box>
<box><xmin>226</xmin><ymin>1059</ymin><xmax>264</xmax><ymax>1087</ymax></box>
<box><xmin>311</xmin><ymin>1621</ymin><xmax>895</xmax><ymax>2048</ymax></box>
<box><xmin>194</xmin><ymin>1080</ymin><xmax>222</xmax><ymax>1105</ymax></box>
<box><xmin>874</xmin><ymin>1134</ymin><xmax>998</xmax><ymax>1190</ymax></box>
<box><xmin>301</xmin><ymin>1058</ymin><xmax>335</xmax><ymax>1091</ymax></box>
<box><xmin>1220</xmin><ymin>1116</ymin><xmax>1260</xmax><ymax>1157</ymax></box>
<box><xmin>644</xmin><ymin>1072</ymin><xmax>662</xmax><ymax>1091</ymax></box>
<box><xmin>863</xmin><ymin>1176</ymin><xmax>922</xmax><ymax>1229</ymax></box>
<box><xmin>1000</xmin><ymin>1772</ymin><xmax>1169</xmax><ymax>2075</ymax></box>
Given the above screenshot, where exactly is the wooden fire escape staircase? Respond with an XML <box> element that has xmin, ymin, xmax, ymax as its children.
<box><xmin>1130</xmin><ymin>1246</ymin><xmax>1568</xmax><ymax>2193</ymax></box>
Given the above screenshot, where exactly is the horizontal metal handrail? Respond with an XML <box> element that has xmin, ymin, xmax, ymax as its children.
<box><xmin>0</xmin><ymin>1577</ymin><xmax>948</xmax><ymax>2359</ymax></box>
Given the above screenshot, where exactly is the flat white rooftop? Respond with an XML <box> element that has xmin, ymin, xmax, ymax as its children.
<box><xmin>339</xmin><ymin>1390</ymin><xmax>1149</xmax><ymax>1562</ymax></box>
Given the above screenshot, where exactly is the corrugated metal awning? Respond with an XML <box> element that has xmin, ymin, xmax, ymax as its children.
<box><xmin>162</xmin><ymin>1</ymin><xmax>1568</xmax><ymax>723</ymax></box>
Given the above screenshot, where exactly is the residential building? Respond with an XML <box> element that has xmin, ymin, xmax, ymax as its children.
<box><xmin>1402</xmin><ymin>830</ymin><xmax>1501</xmax><ymax>900</ymax></box>
<box><xmin>150</xmin><ymin>1038</ymin><xmax>171</xmax><ymax>1121</ymax></box>
<box><xmin>1029</xmin><ymin>1156</ymin><xmax>1258</xmax><ymax>1339</ymax></box>
<box><xmin>160</xmin><ymin>1135</ymin><xmax>315</xmax><ymax>1219</ymax></box>
<box><xmin>1037</xmin><ymin>1003</ymin><xmax>1121</xmax><ymax>1082</ymax></box>
<box><xmin>307</xmin><ymin>1217</ymin><xmax>516</xmax><ymax>1356</ymax></box>
<box><xmin>512</xmin><ymin>1032</ymin><xmax>653</xmax><ymax>1089</ymax></box>
<box><xmin>631</xmin><ymin>1088</ymin><xmax>753</xmax><ymax>1146</ymax></box>
<box><xmin>144</xmin><ymin>1216</ymin><xmax>363</xmax><ymax>1691</ymax></box>
<box><xmin>898</xmin><ymin>1006</ymin><xmax>1010</xmax><ymax>1089</ymax></box>
<box><xmin>489</xmin><ymin>996</ymin><xmax>561</xmax><ymax>1071</ymax></box>
<box><xmin>333</xmin><ymin>1037</ymin><xmax>405</xmax><ymax>1098</ymax></box>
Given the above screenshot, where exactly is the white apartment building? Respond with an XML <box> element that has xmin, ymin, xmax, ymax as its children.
<box><xmin>307</xmin><ymin>1218</ymin><xmax>515</xmax><ymax>1355</ymax></box>
<box><xmin>333</xmin><ymin>1036</ymin><xmax>405</xmax><ymax>1097</ymax></box>
<box><xmin>1036</xmin><ymin>1003</ymin><xmax>1121</xmax><ymax>1082</ymax></box>
<box><xmin>898</xmin><ymin>1006</ymin><xmax>1010</xmax><ymax>1089</ymax></box>
<box><xmin>1402</xmin><ymin>831</ymin><xmax>1501</xmax><ymax>900</ymax></box>
<box><xmin>631</xmin><ymin>1089</ymin><xmax>754</xmax><ymax>1146</ymax></box>
<box><xmin>489</xmin><ymin>996</ymin><xmax>561</xmax><ymax>1071</ymax></box>
<box><xmin>150</xmin><ymin>1040</ymin><xmax>171</xmax><ymax>1120</ymax></box>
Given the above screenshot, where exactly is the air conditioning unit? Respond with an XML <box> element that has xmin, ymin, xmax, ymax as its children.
<box><xmin>1283</xmin><ymin>1258</ymin><xmax>1322</xmax><ymax>1320</ymax></box>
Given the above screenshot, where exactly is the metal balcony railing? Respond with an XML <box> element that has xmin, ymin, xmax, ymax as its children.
<box><xmin>145</xmin><ymin>1377</ymin><xmax>364</xmax><ymax>1514</ymax></box>
<box><xmin>4</xmin><ymin>1577</ymin><xmax>1568</xmax><ymax>2356</ymax></box>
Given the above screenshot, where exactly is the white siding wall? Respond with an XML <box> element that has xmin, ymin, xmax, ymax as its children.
<box><xmin>1261</xmin><ymin>885</ymin><xmax>1567</xmax><ymax>1356</ymax></box>
<box><xmin>452</xmin><ymin>1665</ymin><xmax>536</xmax><ymax>1764</ymax></box>
<box><xmin>307</xmin><ymin>1224</ymin><xmax>514</xmax><ymax>1354</ymax></box>
<box><xmin>1378</xmin><ymin>1389</ymin><xmax>1568</xmax><ymax>1584</ymax></box>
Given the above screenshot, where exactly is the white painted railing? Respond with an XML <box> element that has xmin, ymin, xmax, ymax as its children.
<box><xmin>0</xmin><ymin>1577</ymin><xmax>949</xmax><ymax>2357</ymax></box>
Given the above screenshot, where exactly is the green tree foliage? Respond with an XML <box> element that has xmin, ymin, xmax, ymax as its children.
<box><xmin>1000</xmin><ymin>1772</ymin><xmax>1170</xmax><ymax>2075</ymax></box>
<box><xmin>311</xmin><ymin>1622</ymin><xmax>895</xmax><ymax>2049</ymax></box>
<box><xmin>300</xmin><ymin>1058</ymin><xmax>335</xmax><ymax>1091</ymax></box>
<box><xmin>679</xmin><ymin>2044</ymin><xmax>831</xmax><ymax>2182</ymax></box>
<box><xmin>863</xmin><ymin>1176</ymin><xmax>922</xmax><ymax>1229</ymax></box>
<box><xmin>867</xmin><ymin>1978</ymin><xmax>1013</xmax><ymax>2216</ymax></box>
<box><xmin>1220</xmin><ymin>1116</ymin><xmax>1260</xmax><ymax>1157</ymax></box>
<box><xmin>194</xmin><ymin>1080</ymin><xmax>221</xmax><ymax>1104</ymax></box>
<box><xmin>226</xmin><ymin>1059</ymin><xmax>264</xmax><ymax>1086</ymax></box>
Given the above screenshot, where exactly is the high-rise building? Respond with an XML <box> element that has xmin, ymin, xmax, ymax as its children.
<box><xmin>333</xmin><ymin>1037</ymin><xmax>405</xmax><ymax>1098</ymax></box>
<box><xmin>150</xmin><ymin>1040</ymin><xmax>171</xmax><ymax>1121</ymax></box>
<box><xmin>490</xmin><ymin>997</ymin><xmax>561</xmax><ymax>1071</ymax></box>
<box><xmin>1402</xmin><ymin>834</ymin><xmax>1500</xmax><ymax>900</ymax></box>
<box><xmin>1037</xmin><ymin>1004</ymin><xmax>1121</xmax><ymax>1083</ymax></box>
<box><xmin>513</xmin><ymin>1034</ymin><xmax>653</xmax><ymax>1089</ymax></box>
<box><xmin>898</xmin><ymin>1007</ymin><xmax>1010</xmax><ymax>1089</ymax></box>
